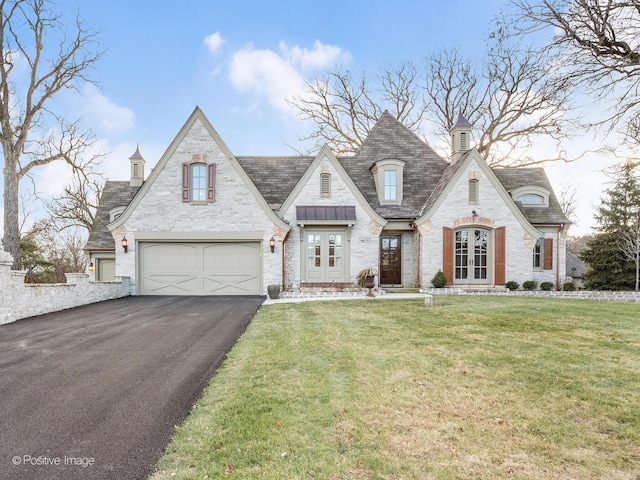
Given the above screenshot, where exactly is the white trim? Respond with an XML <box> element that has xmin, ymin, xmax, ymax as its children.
<box><xmin>279</xmin><ymin>145</ymin><xmax>387</xmax><ymax>228</ymax></box>
<box><xmin>416</xmin><ymin>148</ymin><xmax>543</xmax><ymax>239</ymax></box>
<box><xmin>108</xmin><ymin>107</ymin><xmax>291</xmax><ymax>234</ymax></box>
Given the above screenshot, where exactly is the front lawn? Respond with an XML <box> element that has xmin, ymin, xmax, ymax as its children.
<box><xmin>152</xmin><ymin>297</ymin><xmax>640</xmax><ymax>479</ymax></box>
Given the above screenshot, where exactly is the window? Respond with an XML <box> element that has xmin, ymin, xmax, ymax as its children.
<box><xmin>469</xmin><ymin>179</ymin><xmax>479</xmax><ymax>204</ymax></box>
<box><xmin>371</xmin><ymin>159</ymin><xmax>405</xmax><ymax>205</ymax></box>
<box><xmin>517</xmin><ymin>193</ymin><xmax>544</xmax><ymax>205</ymax></box>
<box><xmin>533</xmin><ymin>238</ymin><xmax>542</xmax><ymax>269</ymax></box>
<box><xmin>511</xmin><ymin>186</ymin><xmax>550</xmax><ymax>207</ymax></box>
<box><xmin>533</xmin><ymin>238</ymin><xmax>554</xmax><ymax>270</ymax></box>
<box><xmin>320</xmin><ymin>172</ymin><xmax>331</xmax><ymax>197</ymax></box>
<box><xmin>384</xmin><ymin>170</ymin><xmax>397</xmax><ymax>201</ymax></box>
<box><xmin>182</xmin><ymin>161</ymin><xmax>215</xmax><ymax>203</ymax></box>
<box><xmin>190</xmin><ymin>163</ymin><xmax>206</xmax><ymax>201</ymax></box>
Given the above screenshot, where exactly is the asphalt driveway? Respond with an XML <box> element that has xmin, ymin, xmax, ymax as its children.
<box><xmin>0</xmin><ymin>295</ymin><xmax>264</xmax><ymax>480</ymax></box>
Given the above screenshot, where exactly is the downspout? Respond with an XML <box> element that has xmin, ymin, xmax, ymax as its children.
<box><xmin>556</xmin><ymin>223</ymin><xmax>564</xmax><ymax>290</ymax></box>
<box><xmin>282</xmin><ymin>230</ymin><xmax>290</xmax><ymax>290</ymax></box>
<box><xmin>411</xmin><ymin>222</ymin><xmax>421</xmax><ymax>288</ymax></box>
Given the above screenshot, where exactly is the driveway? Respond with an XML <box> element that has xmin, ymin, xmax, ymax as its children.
<box><xmin>0</xmin><ymin>295</ymin><xmax>264</xmax><ymax>480</ymax></box>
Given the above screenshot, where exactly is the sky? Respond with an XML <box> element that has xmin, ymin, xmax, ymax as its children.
<box><xmin>1</xmin><ymin>0</ymin><xmax>623</xmax><ymax>237</ymax></box>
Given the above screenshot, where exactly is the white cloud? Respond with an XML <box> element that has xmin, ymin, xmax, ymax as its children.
<box><xmin>204</xmin><ymin>32</ymin><xmax>225</xmax><ymax>54</ymax></box>
<box><xmin>229</xmin><ymin>40</ymin><xmax>350</xmax><ymax>113</ymax></box>
<box><xmin>81</xmin><ymin>84</ymin><xmax>135</xmax><ymax>134</ymax></box>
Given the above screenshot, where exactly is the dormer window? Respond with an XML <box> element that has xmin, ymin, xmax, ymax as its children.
<box><xmin>384</xmin><ymin>170</ymin><xmax>397</xmax><ymax>201</ymax></box>
<box><xmin>371</xmin><ymin>159</ymin><xmax>405</xmax><ymax>205</ymax></box>
<box><xmin>108</xmin><ymin>206</ymin><xmax>126</xmax><ymax>223</ymax></box>
<box><xmin>517</xmin><ymin>193</ymin><xmax>544</xmax><ymax>205</ymax></box>
<box><xmin>511</xmin><ymin>186</ymin><xmax>550</xmax><ymax>207</ymax></box>
<box><xmin>460</xmin><ymin>132</ymin><xmax>468</xmax><ymax>151</ymax></box>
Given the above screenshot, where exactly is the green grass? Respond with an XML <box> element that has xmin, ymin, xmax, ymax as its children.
<box><xmin>151</xmin><ymin>297</ymin><xmax>640</xmax><ymax>479</ymax></box>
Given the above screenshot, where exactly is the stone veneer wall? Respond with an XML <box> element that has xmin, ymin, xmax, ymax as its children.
<box><xmin>0</xmin><ymin>252</ymin><xmax>130</xmax><ymax>325</ymax></box>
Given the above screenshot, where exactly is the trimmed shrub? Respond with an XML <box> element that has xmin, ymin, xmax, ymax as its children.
<box><xmin>540</xmin><ymin>281</ymin><xmax>555</xmax><ymax>291</ymax></box>
<box><xmin>505</xmin><ymin>281</ymin><xmax>519</xmax><ymax>291</ymax></box>
<box><xmin>431</xmin><ymin>270</ymin><xmax>447</xmax><ymax>288</ymax></box>
<box><xmin>522</xmin><ymin>280</ymin><xmax>538</xmax><ymax>291</ymax></box>
<box><xmin>562</xmin><ymin>281</ymin><xmax>577</xmax><ymax>291</ymax></box>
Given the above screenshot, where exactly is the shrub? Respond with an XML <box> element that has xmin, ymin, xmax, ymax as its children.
<box><xmin>563</xmin><ymin>281</ymin><xmax>577</xmax><ymax>291</ymax></box>
<box><xmin>522</xmin><ymin>280</ymin><xmax>538</xmax><ymax>291</ymax></box>
<box><xmin>431</xmin><ymin>270</ymin><xmax>447</xmax><ymax>288</ymax></box>
<box><xmin>540</xmin><ymin>281</ymin><xmax>555</xmax><ymax>291</ymax></box>
<box><xmin>505</xmin><ymin>281</ymin><xmax>519</xmax><ymax>291</ymax></box>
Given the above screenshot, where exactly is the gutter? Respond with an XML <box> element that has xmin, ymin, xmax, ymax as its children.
<box><xmin>556</xmin><ymin>223</ymin><xmax>564</xmax><ymax>289</ymax></box>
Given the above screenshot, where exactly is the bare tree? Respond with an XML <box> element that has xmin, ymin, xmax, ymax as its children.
<box><xmin>619</xmin><ymin>212</ymin><xmax>640</xmax><ymax>291</ymax></box>
<box><xmin>559</xmin><ymin>183</ymin><xmax>579</xmax><ymax>226</ymax></box>
<box><xmin>288</xmin><ymin>63</ymin><xmax>427</xmax><ymax>155</ymax></box>
<box><xmin>46</xmin><ymin>168</ymin><xmax>102</xmax><ymax>232</ymax></box>
<box><xmin>424</xmin><ymin>44</ymin><xmax>576</xmax><ymax>166</ymax></box>
<box><xmin>1</xmin><ymin>0</ymin><xmax>102</xmax><ymax>269</ymax></box>
<box><xmin>503</xmin><ymin>0</ymin><xmax>640</xmax><ymax>136</ymax></box>
<box><xmin>289</xmin><ymin>42</ymin><xmax>576</xmax><ymax>166</ymax></box>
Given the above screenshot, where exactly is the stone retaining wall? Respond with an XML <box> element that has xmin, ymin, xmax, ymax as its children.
<box><xmin>0</xmin><ymin>251</ymin><xmax>131</xmax><ymax>325</ymax></box>
<box><xmin>421</xmin><ymin>287</ymin><xmax>640</xmax><ymax>302</ymax></box>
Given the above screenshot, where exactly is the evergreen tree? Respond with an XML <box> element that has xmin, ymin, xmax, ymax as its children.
<box><xmin>580</xmin><ymin>161</ymin><xmax>640</xmax><ymax>290</ymax></box>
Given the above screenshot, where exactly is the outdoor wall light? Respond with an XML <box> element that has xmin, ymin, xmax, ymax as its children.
<box><xmin>122</xmin><ymin>237</ymin><xmax>128</xmax><ymax>253</ymax></box>
<box><xmin>269</xmin><ymin>236</ymin><xmax>276</xmax><ymax>253</ymax></box>
<box><xmin>88</xmin><ymin>262</ymin><xmax>95</xmax><ymax>272</ymax></box>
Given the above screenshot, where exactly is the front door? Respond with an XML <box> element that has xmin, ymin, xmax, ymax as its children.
<box><xmin>380</xmin><ymin>235</ymin><xmax>402</xmax><ymax>285</ymax></box>
<box><xmin>454</xmin><ymin>228</ymin><xmax>490</xmax><ymax>284</ymax></box>
<box><xmin>305</xmin><ymin>231</ymin><xmax>345</xmax><ymax>282</ymax></box>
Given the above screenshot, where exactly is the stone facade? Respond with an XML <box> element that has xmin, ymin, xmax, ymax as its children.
<box><xmin>280</xmin><ymin>153</ymin><xmax>383</xmax><ymax>290</ymax></box>
<box><xmin>418</xmin><ymin>153</ymin><xmax>566</xmax><ymax>287</ymax></box>
<box><xmin>112</xmin><ymin>117</ymin><xmax>287</xmax><ymax>295</ymax></box>
<box><xmin>86</xmin><ymin>108</ymin><xmax>569</xmax><ymax>296</ymax></box>
<box><xmin>0</xmin><ymin>251</ymin><xmax>130</xmax><ymax>325</ymax></box>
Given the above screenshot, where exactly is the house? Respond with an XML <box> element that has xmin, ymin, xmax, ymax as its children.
<box><xmin>85</xmin><ymin>107</ymin><xmax>569</xmax><ymax>295</ymax></box>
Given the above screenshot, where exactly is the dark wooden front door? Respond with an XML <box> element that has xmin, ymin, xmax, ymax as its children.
<box><xmin>380</xmin><ymin>235</ymin><xmax>401</xmax><ymax>285</ymax></box>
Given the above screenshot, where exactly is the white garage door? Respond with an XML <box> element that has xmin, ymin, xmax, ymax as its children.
<box><xmin>139</xmin><ymin>242</ymin><xmax>261</xmax><ymax>295</ymax></box>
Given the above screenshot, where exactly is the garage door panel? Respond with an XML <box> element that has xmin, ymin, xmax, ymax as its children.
<box><xmin>140</xmin><ymin>242</ymin><xmax>261</xmax><ymax>295</ymax></box>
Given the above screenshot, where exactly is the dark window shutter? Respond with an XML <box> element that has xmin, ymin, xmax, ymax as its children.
<box><xmin>543</xmin><ymin>238</ymin><xmax>554</xmax><ymax>270</ymax></box>
<box><xmin>443</xmin><ymin>227</ymin><xmax>453</xmax><ymax>285</ymax></box>
<box><xmin>495</xmin><ymin>226</ymin><xmax>505</xmax><ymax>285</ymax></box>
<box><xmin>182</xmin><ymin>163</ymin><xmax>190</xmax><ymax>202</ymax></box>
<box><xmin>207</xmin><ymin>163</ymin><xmax>216</xmax><ymax>202</ymax></box>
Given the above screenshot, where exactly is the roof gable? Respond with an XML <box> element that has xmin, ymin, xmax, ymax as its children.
<box><xmin>416</xmin><ymin>148</ymin><xmax>543</xmax><ymax>238</ymax></box>
<box><xmin>85</xmin><ymin>181</ymin><xmax>140</xmax><ymax>250</ymax></box>
<box><xmin>341</xmin><ymin>112</ymin><xmax>449</xmax><ymax>218</ymax></box>
<box><xmin>108</xmin><ymin>107</ymin><xmax>290</xmax><ymax>232</ymax></box>
<box><xmin>279</xmin><ymin>144</ymin><xmax>386</xmax><ymax>226</ymax></box>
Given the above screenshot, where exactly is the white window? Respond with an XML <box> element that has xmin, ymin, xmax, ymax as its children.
<box><xmin>190</xmin><ymin>163</ymin><xmax>207</xmax><ymax>202</ymax></box>
<box><xmin>384</xmin><ymin>170</ymin><xmax>397</xmax><ymax>201</ymax></box>
<box><xmin>371</xmin><ymin>159</ymin><xmax>405</xmax><ymax>205</ymax></box>
<box><xmin>517</xmin><ymin>193</ymin><xmax>545</xmax><ymax>205</ymax></box>
<box><xmin>533</xmin><ymin>238</ymin><xmax>542</xmax><ymax>269</ymax></box>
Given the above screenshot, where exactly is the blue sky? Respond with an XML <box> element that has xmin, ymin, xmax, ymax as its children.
<box><xmin>2</xmin><ymin>0</ymin><xmax>612</xmax><ymax>235</ymax></box>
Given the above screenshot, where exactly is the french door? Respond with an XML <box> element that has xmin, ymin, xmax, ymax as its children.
<box><xmin>454</xmin><ymin>228</ymin><xmax>490</xmax><ymax>284</ymax></box>
<box><xmin>305</xmin><ymin>230</ymin><xmax>346</xmax><ymax>282</ymax></box>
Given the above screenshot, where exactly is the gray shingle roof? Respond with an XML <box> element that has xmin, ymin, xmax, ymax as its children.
<box><xmin>85</xmin><ymin>181</ymin><xmax>140</xmax><ymax>251</ymax></box>
<box><xmin>236</xmin><ymin>156</ymin><xmax>314</xmax><ymax>208</ymax></box>
<box><xmin>340</xmin><ymin>111</ymin><xmax>449</xmax><ymax>218</ymax></box>
<box><xmin>493</xmin><ymin>168</ymin><xmax>569</xmax><ymax>225</ymax></box>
